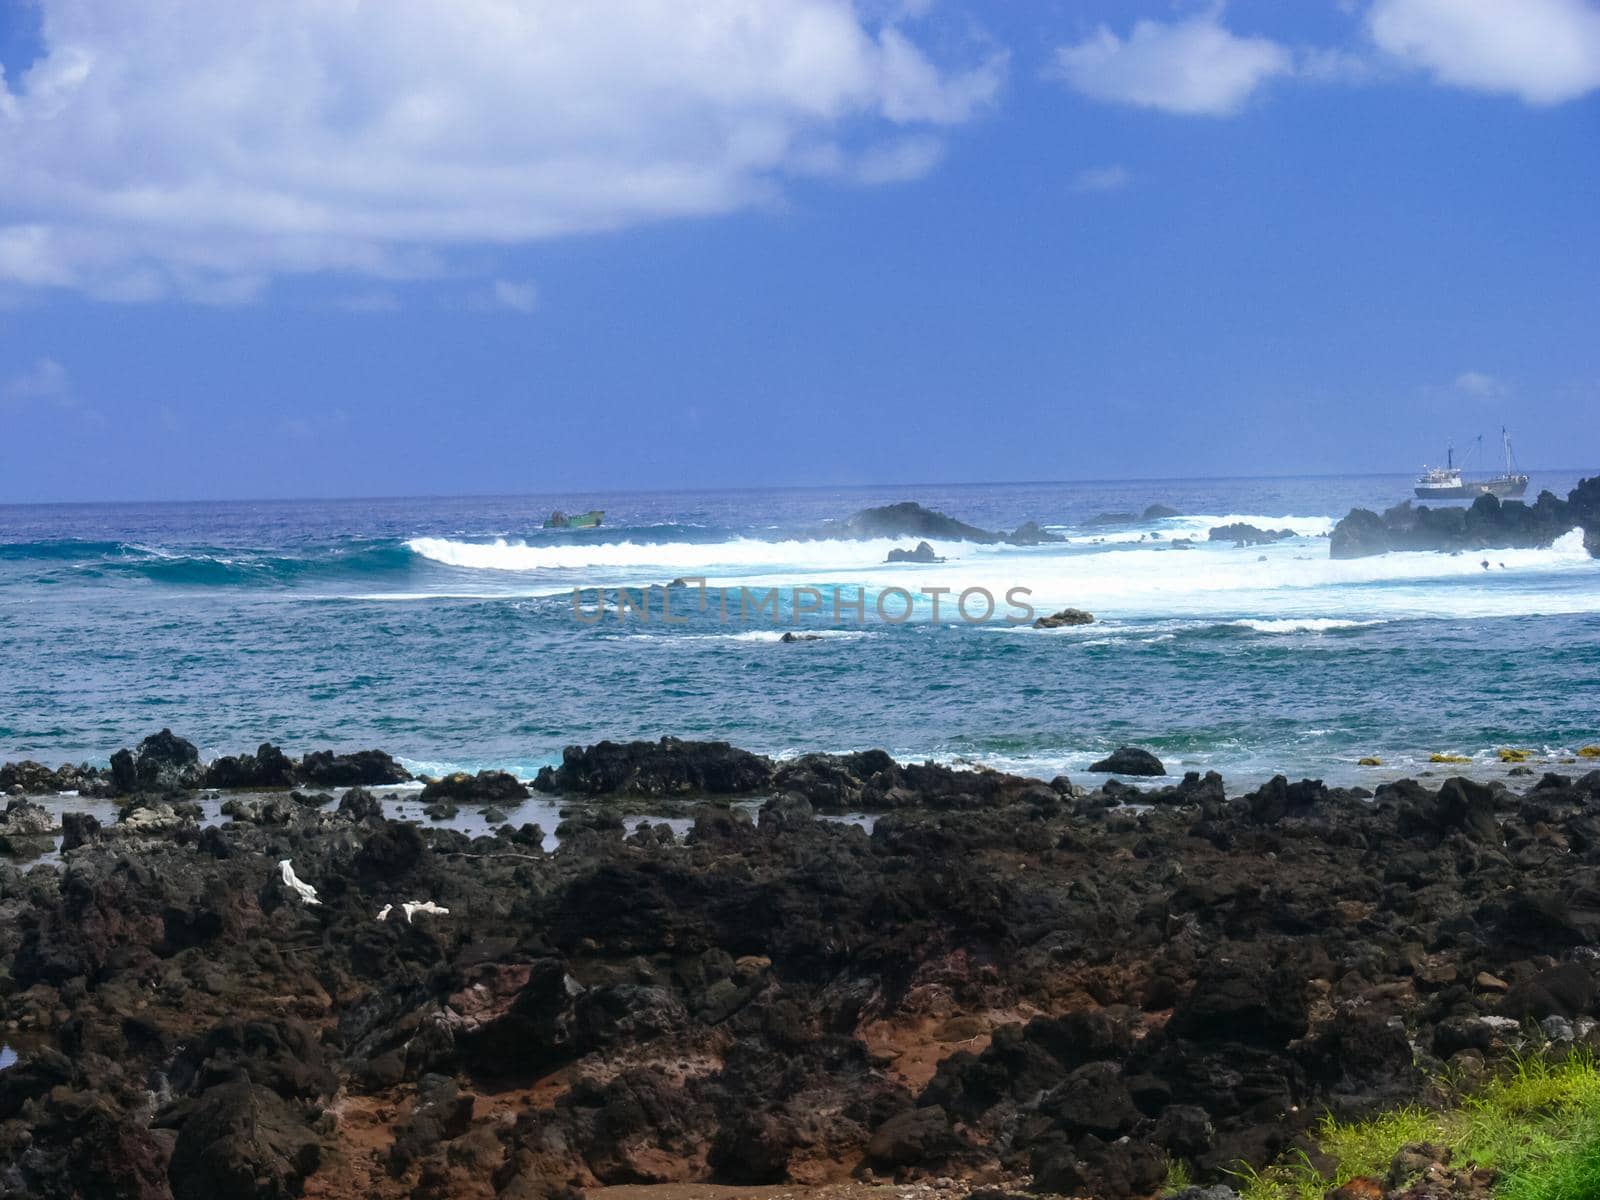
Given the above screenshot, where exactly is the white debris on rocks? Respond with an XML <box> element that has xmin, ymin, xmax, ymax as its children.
<box><xmin>376</xmin><ymin>900</ymin><xmax>451</xmax><ymax>923</ymax></box>
<box><xmin>277</xmin><ymin>859</ymin><xmax>321</xmax><ymax>905</ymax></box>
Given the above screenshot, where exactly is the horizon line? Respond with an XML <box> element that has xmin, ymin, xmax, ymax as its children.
<box><xmin>1</xmin><ymin>466</ymin><xmax>1597</xmax><ymax>511</ymax></box>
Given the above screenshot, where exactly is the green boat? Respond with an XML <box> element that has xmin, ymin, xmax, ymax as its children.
<box><xmin>543</xmin><ymin>509</ymin><xmax>604</xmax><ymax>530</ymax></box>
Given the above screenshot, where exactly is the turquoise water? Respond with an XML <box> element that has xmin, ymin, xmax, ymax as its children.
<box><xmin>2</xmin><ymin>474</ymin><xmax>1597</xmax><ymax>787</ymax></box>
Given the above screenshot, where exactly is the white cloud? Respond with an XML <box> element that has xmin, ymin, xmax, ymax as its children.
<box><xmin>2</xmin><ymin>356</ymin><xmax>71</xmax><ymax>405</ymax></box>
<box><xmin>1053</xmin><ymin>12</ymin><xmax>1292</xmax><ymax>116</ymax></box>
<box><xmin>0</xmin><ymin>1</ymin><xmax>1003</xmax><ymax>302</ymax></box>
<box><xmin>1369</xmin><ymin>0</ymin><xmax>1600</xmax><ymax>105</ymax></box>
<box><xmin>491</xmin><ymin>280</ymin><xmax>539</xmax><ymax>315</ymax></box>
<box><xmin>1069</xmin><ymin>164</ymin><xmax>1131</xmax><ymax>193</ymax></box>
<box><xmin>1454</xmin><ymin>370</ymin><xmax>1507</xmax><ymax>398</ymax></box>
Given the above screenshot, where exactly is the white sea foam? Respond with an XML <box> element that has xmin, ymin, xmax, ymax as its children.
<box><xmin>616</xmin><ymin>628</ymin><xmax>872</xmax><ymax>644</ymax></box>
<box><xmin>407</xmin><ymin>535</ymin><xmax>906</xmax><ymax>574</ymax></box>
<box><xmin>396</xmin><ymin>522</ymin><xmax>1598</xmax><ymax>624</ymax></box>
<box><xmin>1231</xmin><ymin>618</ymin><xmax>1385</xmax><ymax>634</ymax></box>
<box><xmin>1070</xmin><ymin>513</ymin><xmax>1337</xmax><ymax>544</ymax></box>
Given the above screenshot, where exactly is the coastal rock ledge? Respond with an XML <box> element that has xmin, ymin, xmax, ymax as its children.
<box><xmin>5</xmin><ymin>734</ymin><xmax>1600</xmax><ymax>1199</ymax></box>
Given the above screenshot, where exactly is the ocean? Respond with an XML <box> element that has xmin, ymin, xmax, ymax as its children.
<box><xmin>2</xmin><ymin>473</ymin><xmax>1597</xmax><ymax>789</ymax></box>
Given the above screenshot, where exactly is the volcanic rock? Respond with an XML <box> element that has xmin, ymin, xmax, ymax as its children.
<box><xmin>1088</xmin><ymin>746</ymin><xmax>1166</xmax><ymax>776</ymax></box>
<box><xmin>533</xmin><ymin>737</ymin><xmax>774</xmax><ymax>796</ymax></box>
<box><xmin>204</xmin><ymin>742</ymin><xmax>299</xmax><ymax>789</ymax></box>
<box><xmin>1331</xmin><ymin>480</ymin><xmax>1600</xmax><ymax>559</ymax></box>
<box><xmin>110</xmin><ymin>728</ymin><xmax>204</xmax><ymax>794</ymax></box>
<box><xmin>834</xmin><ymin>502</ymin><xmax>997</xmax><ymax>543</ymax></box>
<box><xmin>886</xmin><ymin>540</ymin><xmax>944</xmax><ymax>563</ymax></box>
<box><xmin>1208</xmin><ymin>523</ymin><xmax>1294</xmax><ymax>546</ymax></box>
<box><xmin>419</xmin><ymin>770</ymin><xmax>530</xmax><ymax>804</ymax></box>
<box><xmin>299</xmin><ymin>747</ymin><xmax>412</xmax><ymax>786</ymax></box>
<box><xmin>1033</xmin><ymin>607</ymin><xmax>1094</xmax><ymax>628</ymax></box>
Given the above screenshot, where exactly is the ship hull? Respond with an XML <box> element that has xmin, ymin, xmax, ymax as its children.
<box><xmin>543</xmin><ymin>510</ymin><xmax>605</xmax><ymax>529</ymax></box>
<box><xmin>1414</xmin><ymin>479</ymin><xmax>1527</xmax><ymax>501</ymax></box>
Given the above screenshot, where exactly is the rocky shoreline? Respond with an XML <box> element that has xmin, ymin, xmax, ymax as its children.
<box><xmin>4</xmin><ymin>732</ymin><xmax>1600</xmax><ymax>1200</ymax></box>
<box><xmin>1329</xmin><ymin>477</ymin><xmax>1600</xmax><ymax>559</ymax></box>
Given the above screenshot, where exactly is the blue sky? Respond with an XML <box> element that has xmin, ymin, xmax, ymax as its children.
<box><xmin>1</xmin><ymin>0</ymin><xmax>1597</xmax><ymax>501</ymax></box>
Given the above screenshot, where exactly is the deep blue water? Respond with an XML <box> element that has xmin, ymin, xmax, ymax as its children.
<box><xmin>2</xmin><ymin>474</ymin><xmax>1597</xmax><ymax>787</ymax></box>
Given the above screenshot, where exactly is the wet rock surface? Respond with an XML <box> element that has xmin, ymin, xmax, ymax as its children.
<box><xmin>887</xmin><ymin>541</ymin><xmax>945</xmax><ymax>564</ymax></box>
<box><xmin>4</xmin><ymin>737</ymin><xmax>1600</xmax><ymax>1198</ymax></box>
<box><xmin>1032</xmin><ymin>608</ymin><xmax>1094</xmax><ymax>629</ymax></box>
<box><xmin>1087</xmin><ymin>746</ymin><xmax>1166</xmax><ymax>776</ymax></box>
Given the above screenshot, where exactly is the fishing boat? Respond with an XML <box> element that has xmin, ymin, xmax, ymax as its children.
<box><xmin>543</xmin><ymin>509</ymin><xmax>604</xmax><ymax>529</ymax></box>
<box><xmin>1413</xmin><ymin>428</ymin><xmax>1528</xmax><ymax>500</ymax></box>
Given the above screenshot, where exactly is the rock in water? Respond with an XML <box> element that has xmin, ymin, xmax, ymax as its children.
<box><xmin>886</xmin><ymin>540</ymin><xmax>944</xmax><ymax>563</ymax></box>
<box><xmin>834</xmin><ymin>501</ymin><xmax>997</xmax><ymax>542</ymax></box>
<box><xmin>1330</xmin><ymin>478</ymin><xmax>1600</xmax><ymax>559</ymax></box>
<box><xmin>1034</xmin><ymin>607</ymin><xmax>1094</xmax><ymax>628</ymax></box>
<box><xmin>1006</xmin><ymin>520</ymin><xmax>1064</xmax><ymax>545</ymax></box>
<box><xmin>1208</xmin><ymin>523</ymin><xmax>1294</xmax><ymax>546</ymax></box>
<box><xmin>1088</xmin><ymin>746</ymin><xmax>1166</xmax><ymax>776</ymax></box>
<box><xmin>1141</xmin><ymin>503</ymin><xmax>1182</xmax><ymax>520</ymax></box>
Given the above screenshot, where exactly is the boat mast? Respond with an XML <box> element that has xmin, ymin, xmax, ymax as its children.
<box><xmin>1502</xmin><ymin>426</ymin><xmax>1512</xmax><ymax>476</ymax></box>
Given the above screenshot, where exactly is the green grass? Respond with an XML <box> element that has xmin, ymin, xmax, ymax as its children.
<box><xmin>1221</xmin><ymin>1050</ymin><xmax>1600</xmax><ymax>1200</ymax></box>
<box><xmin>1162</xmin><ymin>1154</ymin><xmax>1193</xmax><ymax>1194</ymax></box>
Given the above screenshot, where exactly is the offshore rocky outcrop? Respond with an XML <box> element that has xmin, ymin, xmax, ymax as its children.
<box><xmin>1329</xmin><ymin>477</ymin><xmax>1600</xmax><ymax>559</ymax></box>
<box><xmin>1207</xmin><ymin>523</ymin><xmax>1295</xmax><ymax>547</ymax></box>
<box><xmin>7</xmin><ymin>735</ymin><xmax>1600</xmax><ymax>1199</ymax></box>
<box><xmin>1033</xmin><ymin>607</ymin><xmax>1094</xmax><ymax>629</ymax></box>
<box><xmin>822</xmin><ymin>502</ymin><xmax>1065</xmax><ymax>546</ymax></box>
